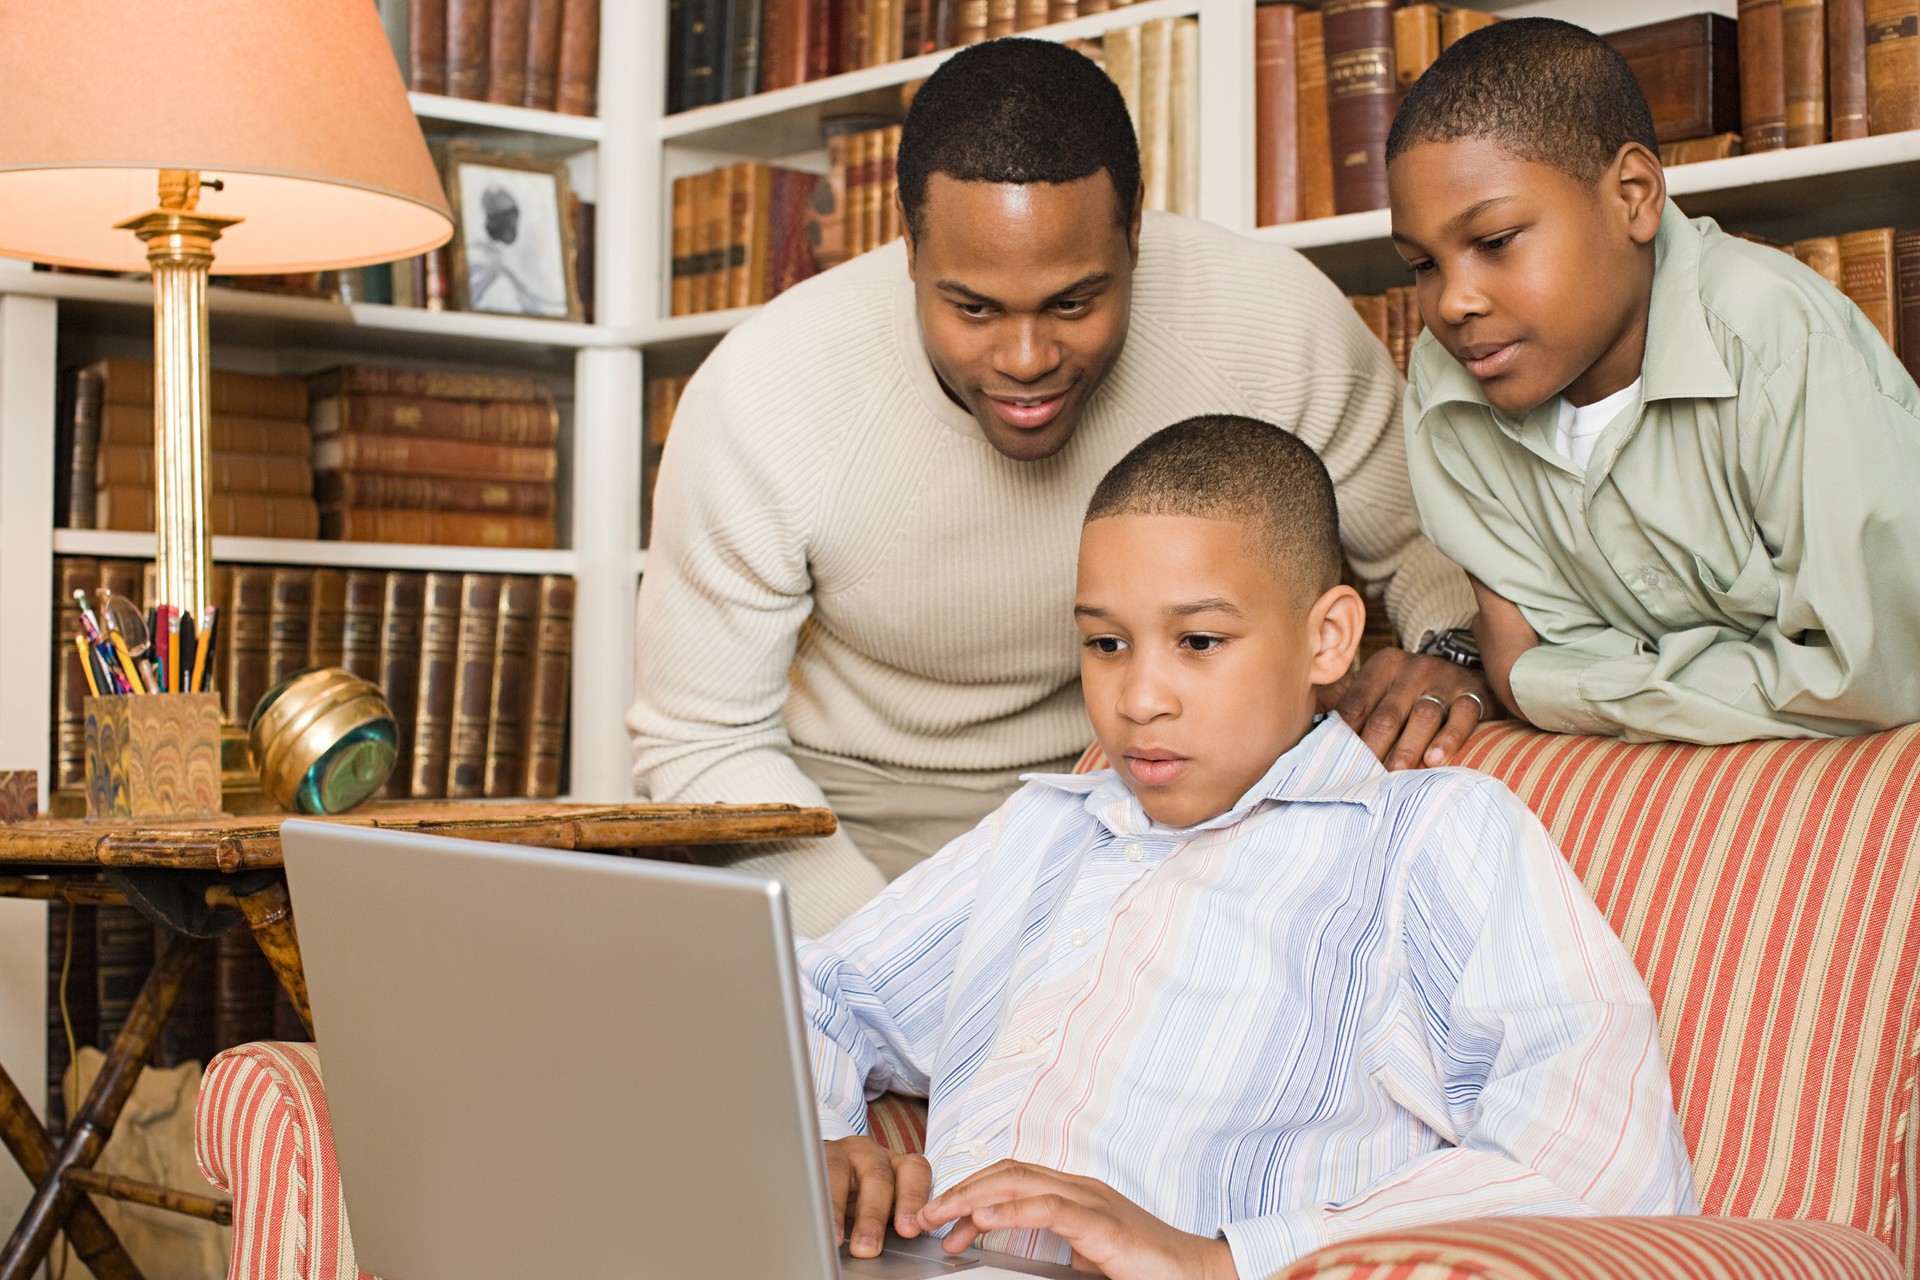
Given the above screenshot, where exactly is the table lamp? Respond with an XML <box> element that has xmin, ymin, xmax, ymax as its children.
<box><xmin>0</xmin><ymin>1</ymin><xmax>455</xmax><ymax>617</ymax></box>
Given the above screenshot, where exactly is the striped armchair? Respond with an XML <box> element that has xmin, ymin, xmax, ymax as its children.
<box><xmin>196</xmin><ymin>725</ymin><xmax>1920</xmax><ymax>1280</ymax></box>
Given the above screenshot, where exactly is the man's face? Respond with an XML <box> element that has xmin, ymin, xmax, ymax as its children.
<box><xmin>905</xmin><ymin>172</ymin><xmax>1140</xmax><ymax>462</ymax></box>
<box><xmin>1076</xmin><ymin>514</ymin><xmax>1345</xmax><ymax>829</ymax></box>
<box><xmin>1387</xmin><ymin>138</ymin><xmax>1658</xmax><ymax>414</ymax></box>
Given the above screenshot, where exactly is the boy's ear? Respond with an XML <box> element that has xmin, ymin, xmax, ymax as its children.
<box><xmin>1307</xmin><ymin>583</ymin><xmax>1367</xmax><ymax>687</ymax></box>
<box><xmin>1610</xmin><ymin>141</ymin><xmax>1666</xmax><ymax>248</ymax></box>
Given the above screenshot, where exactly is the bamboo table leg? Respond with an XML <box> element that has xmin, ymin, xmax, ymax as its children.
<box><xmin>206</xmin><ymin>879</ymin><xmax>313</xmax><ymax>1037</ymax></box>
<box><xmin>0</xmin><ymin>1058</ymin><xmax>142</xmax><ymax>1280</ymax></box>
<box><xmin>0</xmin><ymin>935</ymin><xmax>206</xmax><ymax>1280</ymax></box>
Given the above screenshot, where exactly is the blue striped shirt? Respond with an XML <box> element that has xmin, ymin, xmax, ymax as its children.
<box><xmin>799</xmin><ymin>715</ymin><xmax>1697</xmax><ymax>1278</ymax></box>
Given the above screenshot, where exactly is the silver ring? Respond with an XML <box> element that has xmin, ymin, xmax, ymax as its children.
<box><xmin>1413</xmin><ymin>693</ymin><xmax>1448</xmax><ymax>713</ymax></box>
<box><xmin>1451</xmin><ymin>691</ymin><xmax>1488</xmax><ymax>723</ymax></box>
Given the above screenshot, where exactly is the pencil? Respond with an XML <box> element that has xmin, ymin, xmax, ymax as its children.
<box><xmin>190</xmin><ymin>617</ymin><xmax>213</xmax><ymax>694</ymax></box>
<box><xmin>107</xmin><ymin>630</ymin><xmax>145</xmax><ymax>694</ymax></box>
<box><xmin>74</xmin><ymin>634</ymin><xmax>101</xmax><ymax>697</ymax></box>
<box><xmin>165</xmin><ymin>608</ymin><xmax>180</xmax><ymax>695</ymax></box>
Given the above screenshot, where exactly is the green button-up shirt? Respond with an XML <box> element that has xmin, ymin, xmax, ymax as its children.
<box><xmin>1405</xmin><ymin>202</ymin><xmax>1920</xmax><ymax>744</ymax></box>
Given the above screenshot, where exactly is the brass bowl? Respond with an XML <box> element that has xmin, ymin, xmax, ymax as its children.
<box><xmin>248</xmin><ymin>667</ymin><xmax>398</xmax><ymax>814</ymax></box>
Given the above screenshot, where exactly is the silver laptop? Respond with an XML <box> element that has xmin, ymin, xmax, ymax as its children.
<box><xmin>281</xmin><ymin>820</ymin><xmax>1077</xmax><ymax>1280</ymax></box>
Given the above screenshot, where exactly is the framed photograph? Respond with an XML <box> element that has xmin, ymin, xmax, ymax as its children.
<box><xmin>445</xmin><ymin>143</ymin><xmax>583</xmax><ymax>322</ymax></box>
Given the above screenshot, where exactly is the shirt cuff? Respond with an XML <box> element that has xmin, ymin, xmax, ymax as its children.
<box><xmin>1220</xmin><ymin>1207</ymin><xmax>1331</xmax><ymax>1280</ymax></box>
<box><xmin>1508</xmin><ymin>644</ymin><xmax>1619</xmax><ymax>736</ymax></box>
<box><xmin>817</xmin><ymin>1109</ymin><xmax>862</xmax><ymax>1142</ymax></box>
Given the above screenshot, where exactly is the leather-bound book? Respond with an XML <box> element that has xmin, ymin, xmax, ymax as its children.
<box><xmin>208</xmin><ymin>564</ymin><xmax>234</xmax><ymax>709</ymax></box>
<box><xmin>727</xmin><ymin>161</ymin><xmax>761</xmax><ymax>309</ymax></box>
<box><xmin>1838</xmin><ymin>227</ymin><xmax>1900</xmax><ymax>349</ymax></box>
<box><xmin>1739</xmin><ymin>0</ymin><xmax>1789</xmax><ymax>149</ymax></box>
<box><xmin>341</xmin><ymin>569</ymin><xmax>387</xmax><ymax>684</ymax></box>
<box><xmin>1866</xmin><ymin>0</ymin><xmax>1920</xmax><ymax>131</ymax></box>
<box><xmin>768</xmin><ymin>167</ymin><xmax>823</xmax><ymax>299</ymax></box>
<box><xmin>685</xmin><ymin>0</ymin><xmax>721</xmax><ymax>107</ymax></box>
<box><xmin>558</xmin><ymin>0</ymin><xmax>602</xmax><ymax>114</ymax></box>
<box><xmin>1140</xmin><ymin>19</ymin><xmax>1175</xmax><ymax>211</ymax></box>
<box><xmin>523</xmin><ymin>575</ymin><xmax>577</xmax><ymax>798</ymax></box>
<box><xmin>93</xmin><ymin>490</ymin><xmax>320</xmax><ymax>539</ymax></box>
<box><xmin>1895</xmin><ymin>229</ymin><xmax>1920</xmax><ymax>384</ymax></box>
<box><xmin>762</xmin><ymin>0</ymin><xmax>808</xmax><ymax>90</ymax></box>
<box><xmin>903</xmin><ymin>0</ymin><xmax>927</xmax><ymax>56</ymax></box>
<box><xmin>482</xmin><ymin>575</ymin><xmax>541</xmax><ymax>797</ymax></box>
<box><xmin>319</xmin><ymin>509</ymin><xmax>558</xmax><ymax>549</ymax></box>
<box><xmin>267</xmin><ymin>568</ymin><xmax>313</xmax><ymax>688</ymax></box>
<box><xmin>1793</xmin><ymin>234</ymin><xmax>1844</xmax><ymax>288</ymax></box>
<box><xmin>486</xmin><ymin>0</ymin><xmax>531</xmax><ymax>104</ymax></box>
<box><xmin>53</xmin><ymin>556</ymin><xmax>99</xmax><ymax>790</ymax></box>
<box><xmin>411</xmin><ymin>0</ymin><xmax>449</xmax><ymax>93</ymax></box>
<box><xmin>1255</xmin><ymin>4</ymin><xmax>1302</xmax><ymax>227</ymax></box>
<box><xmin>94</xmin><ymin>906</ymin><xmax>154</xmax><ymax>1050</ymax></box>
<box><xmin>1438</xmin><ymin>8</ymin><xmax>1494</xmax><ymax>46</ymax></box>
<box><xmin>882</xmin><ymin>124</ymin><xmax>904</xmax><ymax>241</ymax></box>
<box><xmin>225</xmin><ymin>566</ymin><xmax>277</xmax><ymax>727</ymax></box>
<box><xmin>1016</xmin><ymin>0</ymin><xmax>1049</xmax><ymax>32</ymax></box>
<box><xmin>671</xmin><ymin>174</ymin><xmax>696</xmax><ymax>315</ymax></box>
<box><xmin>1831</xmin><ymin>0</ymin><xmax>1870</xmax><ymax>137</ymax></box>
<box><xmin>94</xmin><ymin>357</ymin><xmax>309</xmax><ymax>421</ymax></box>
<box><xmin>446</xmin><ymin>574</ymin><xmax>504</xmax><ymax>798</ymax></box>
<box><xmin>95</xmin><ymin>446</ymin><xmax>313</xmax><ymax>496</ymax></box>
<box><xmin>410</xmin><ymin>571</ymin><xmax>465</xmax><ymax>798</ymax></box>
<box><xmin>1393</xmin><ymin>3</ymin><xmax>1440</xmax><ymax>93</ymax></box>
<box><xmin>1170</xmin><ymin>20</ymin><xmax>1199</xmax><ymax>217</ymax></box>
<box><xmin>1324</xmin><ymin>0</ymin><xmax>1397</xmax><ymax>214</ymax></box>
<box><xmin>96</xmin><ymin>405</ymin><xmax>310</xmax><ymax>454</ymax></box>
<box><xmin>928</xmin><ymin>0</ymin><xmax>958</xmax><ymax>48</ymax></box>
<box><xmin>1784</xmin><ymin>0</ymin><xmax>1830</xmax><ymax>144</ymax></box>
<box><xmin>1350</xmin><ymin>293</ymin><xmax>1389</xmax><ymax>347</ymax></box>
<box><xmin>310</xmin><ymin>364</ymin><xmax>548</xmax><ymax>404</ymax></box>
<box><xmin>1659</xmin><ymin>132</ymin><xmax>1742</xmax><ymax>163</ymax></box>
<box><xmin>1298</xmin><ymin>10</ymin><xmax>1335</xmax><ymax>220</ymax></box>
<box><xmin>318</xmin><ymin>473</ymin><xmax>556</xmax><ymax>516</ymax></box>
<box><xmin>66</xmin><ymin>366</ymin><xmax>102</xmax><ymax>530</ymax></box>
<box><xmin>308</xmin><ymin>568</ymin><xmax>347</xmax><ymax>670</ymax></box>
<box><xmin>311</xmin><ymin>393</ymin><xmax>559</xmax><ymax>447</ymax></box>
<box><xmin>956</xmin><ymin>0</ymin><xmax>988</xmax><ymax>44</ymax></box>
<box><xmin>378</xmin><ymin>572</ymin><xmax>427</xmax><ymax>798</ymax></box>
<box><xmin>810</xmin><ymin>0</ymin><xmax>846</xmax><ymax>78</ymax></box>
<box><xmin>861</xmin><ymin>129</ymin><xmax>888</xmax><ymax>254</ymax></box>
<box><xmin>211</xmin><ymin>930</ymin><xmax>277</xmax><ymax>1053</ymax></box>
<box><xmin>1046</xmin><ymin>0</ymin><xmax>1077</xmax><ymax>23</ymax></box>
<box><xmin>525</xmin><ymin>0</ymin><xmax>566</xmax><ymax>107</ymax></box>
<box><xmin>669</xmin><ymin>0</ymin><xmax>689</xmax><ymax>110</ymax></box>
<box><xmin>1605</xmin><ymin>15</ymin><xmax>1741</xmax><ymax>144</ymax></box>
<box><xmin>446</xmin><ymin>0</ymin><xmax>491</xmax><ymax>99</ymax></box>
<box><xmin>728</xmin><ymin>0</ymin><xmax>764</xmax><ymax>99</ymax></box>
<box><xmin>984</xmin><ymin>0</ymin><xmax>1016</xmax><ymax>39</ymax></box>
<box><xmin>702</xmin><ymin>165</ymin><xmax>735</xmax><ymax>310</ymax></box>
<box><xmin>313</xmin><ymin>435</ymin><xmax>558</xmax><ymax>482</ymax></box>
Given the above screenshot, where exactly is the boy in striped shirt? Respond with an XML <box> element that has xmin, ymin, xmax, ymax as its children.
<box><xmin>802</xmin><ymin>417</ymin><xmax>1694</xmax><ymax>1279</ymax></box>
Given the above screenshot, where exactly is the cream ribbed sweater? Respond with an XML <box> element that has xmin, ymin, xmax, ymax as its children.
<box><xmin>628</xmin><ymin>212</ymin><xmax>1475</xmax><ymax>932</ymax></box>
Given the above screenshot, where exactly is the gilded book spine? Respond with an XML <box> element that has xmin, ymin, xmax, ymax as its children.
<box><xmin>1323</xmin><ymin>0</ymin><xmax>1398</xmax><ymax>215</ymax></box>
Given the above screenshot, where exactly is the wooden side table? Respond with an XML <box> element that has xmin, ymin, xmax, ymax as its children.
<box><xmin>0</xmin><ymin>801</ymin><xmax>835</xmax><ymax>1280</ymax></box>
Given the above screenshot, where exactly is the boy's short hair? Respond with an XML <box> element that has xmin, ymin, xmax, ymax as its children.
<box><xmin>1086</xmin><ymin>416</ymin><xmax>1341</xmax><ymax>601</ymax></box>
<box><xmin>897</xmin><ymin>38</ymin><xmax>1141</xmax><ymax>241</ymax></box>
<box><xmin>1385</xmin><ymin>18</ymin><xmax>1659</xmax><ymax>183</ymax></box>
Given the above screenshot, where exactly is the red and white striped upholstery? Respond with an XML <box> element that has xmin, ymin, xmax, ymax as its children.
<box><xmin>200</xmin><ymin>724</ymin><xmax>1920</xmax><ymax>1280</ymax></box>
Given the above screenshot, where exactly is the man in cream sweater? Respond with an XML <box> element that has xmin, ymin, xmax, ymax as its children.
<box><xmin>629</xmin><ymin>40</ymin><xmax>1488</xmax><ymax>933</ymax></box>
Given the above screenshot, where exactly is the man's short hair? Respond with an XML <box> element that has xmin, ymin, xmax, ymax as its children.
<box><xmin>897</xmin><ymin>38</ymin><xmax>1141</xmax><ymax>241</ymax></box>
<box><xmin>1385</xmin><ymin>18</ymin><xmax>1659</xmax><ymax>183</ymax></box>
<box><xmin>1086</xmin><ymin>416</ymin><xmax>1341</xmax><ymax>601</ymax></box>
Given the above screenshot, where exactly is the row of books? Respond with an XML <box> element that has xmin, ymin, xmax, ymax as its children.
<box><xmin>1347</xmin><ymin>287</ymin><xmax>1424</xmax><ymax>378</ymax></box>
<box><xmin>1733</xmin><ymin>0</ymin><xmax>1920</xmax><ymax>151</ymax></box>
<box><xmin>670</xmin><ymin>162</ymin><xmax>824</xmax><ymax>315</ymax></box>
<box><xmin>52</xmin><ymin>558</ymin><xmax>577</xmax><ymax>801</ymax></box>
<box><xmin>405</xmin><ymin>0</ymin><xmax>601</xmax><ymax>115</ymax></box>
<box><xmin>667</xmin><ymin>0</ymin><xmax>1150</xmax><ymax>109</ymax></box>
<box><xmin>643</xmin><ymin>375</ymin><xmax>691</xmax><ymax>544</ymax></box>
<box><xmin>57</xmin><ymin>359</ymin><xmax>563</xmax><ymax>550</ymax></box>
<box><xmin>1102</xmin><ymin>20</ymin><xmax>1200</xmax><ymax>219</ymax></box>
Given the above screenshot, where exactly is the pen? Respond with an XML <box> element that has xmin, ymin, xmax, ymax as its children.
<box><xmin>179</xmin><ymin>612</ymin><xmax>199</xmax><ymax>697</ymax></box>
<box><xmin>74</xmin><ymin>590</ymin><xmax>102</xmax><ymax>640</ymax></box>
<box><xmin>74</xmin><ymin>634</ymin><xmax>101</xmax><ymax>697</ymax></box>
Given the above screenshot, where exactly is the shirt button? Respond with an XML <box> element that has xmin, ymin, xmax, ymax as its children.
<box><xmin>1641</xmin><ymin>567</ymin><xmax>1660</xmax><ymax>586</ymax></box>
<box><xmin>1125</xmin><ymin>843</ymin><xmax>1144</xmax><ymax>862</ymax></box>
<box><xmin>968</xmin><ymin>1141</ymin><xmax>989</xmax><ymax>1159</ymax></box>
<box><xmin>1019</xmin><ymin>1034</ymin><xmax>1041</xmax><ymax>1054</ymax></box>
<box><xmin>1068</xmin><ymin>928</ymin><xmax>1088</xmax><ymax>947</ymax></box>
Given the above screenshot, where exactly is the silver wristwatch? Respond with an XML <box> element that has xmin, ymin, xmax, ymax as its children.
<box><xmin>1422</xmin><ymin>628</ymin><xmax>1483</xmax><ymax>670</ymax></box>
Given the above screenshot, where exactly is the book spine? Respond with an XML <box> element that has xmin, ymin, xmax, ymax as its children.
<box><xmin>314</xmin><ymin>394</ymin><xmax>560</xmax><ymax>446</ymax></box>
<box><xmin>318</xmin><ymin>472</ymin><xmax>556</xmax><ymax>515</ymax></box>
<box><xmin>411</xmin><ymin>572</ymin><xmax>465</xmax><ymax>798</ymax></box>
<box><xmin>1351</xmin><ymin>293</ymin><xmax>1390</xmax><ymax>347</ymax></box>
<box><xmin>671</xmin><ymin>175</ymin><xmax>696</xmax><ymax>315</ymax></box>
<box><xmin>317</xmin><ymin>434</ymin><xmax>558</xmax><ymax>481</ymax></box>
<box><xmin>1139</xmin><ymin>19</ymin><xmax>1175</xmax><ymax>212</ymax></box>
<box><xmin>93</xmin><ymin>489</ymin><xmax>320</xmax><ymax>540</ymax></box>
<box><xmin>1866</xmin><ymin>0</ymin><xmax>1920</xmax><ymax>132</ymax></box>
<box><xmin>810</xmin><ymin>0</ymin><xmax>845</xmax><ymax>79</ymax></box>
<box><xmin>881</xmin><ymin>127</ymin><xmax>903</xmax><ymax>244</ymax></box>
<box><xmin>557</xmin><ymin>0</ymin><xmax>601</xmax><ymax>113</ymax></box>
<box><xmin>411</xmin><ymin>0</ymin><xmax>450</xmax><ymax>93</ymax></box>
<box><xmin>1296</xmin><ymin>10</ymin><xmax>1337</xmax><ymax>221</ymax></box>
<box><xmin>1393</xmin><ymin>4</ymin><xmax>1441</xmax><ymax>93</ymax></box>
<box><xmin>225</xmin><ymin>567</ymin><xmax>276</xmax><ymax>726</ymax></box>
<box><xmin>308</xmin><ymin>568</ymin><xmax>348</xmax><ymax>670</ymax></box>
<box><xmin>97</xmin><ymin>404</ymin><xmax>311</xmax><ymax>454</ymax></box>
<box><xmin>730</xmin><ymin>0</ymin><xmax>764</xmax><ymax>99</ymax></box>
<box><xmin>956</xmin><ymin>0</ymin><xmax>988</xmax><ymax>43</ymax></box>
<box><xmin>1323</xmin><ymin>0</ymin><xmax>1398</xmax><ymax>215</ymax></box>
<box><xmin>1784</xmin><ymin>0</ymin><xmax>1830</xmax><ymax>144</ymax></box>
<box><xmin>1831</xmin><ymin>0</ymin><xmax>1871</xmax><ymax>137</ymax></box>
<box><xmin>52</xmin><ymin>556</ymin><xmax>100</xmax><ymax>790</ymax></box>
<box><xmin>1016</xmin><ymin>0</ymin><xmax>1049</xmax><ymax>32</ymax></box>
<box><xmin>669</xmin><ymin>0</ymin><xmax>690</xmax><ymax>110</ymax></box>
<box><xmin>96</xmin><ymin>358</ymin><xmax>309</xmax><ymax>419</ymax></box>
<box><xmin>1438</xmin><ymin>8</ymin><xmax>1495</xmax><ymax>47</ymax></box>
<box><xmin>67</xmin><ymin>368</ymin><xmax>102</xmax><ymax>530</ymax></box>
<box><xmin>208</xmin><ymin>564</ymin><xmax>234</xmax><ymax>706</ymax></box>
<box><xmin>446</xmin><ymin>0</ymin><xmax>491</xmax><ymax>98</ymax></box>
<box><xmin>486</xmin><ymin>0</ymin><xmax>532</xmax><ymax>104</ymax></box>
<box><xmin>341</xmin><ymin>569</ymin><xmax>388</xmax><ymax>684</ymax></box>
<box><xmin>1385</xmin><ymin>284</ymin><xmax>1408</xmax><ymax>375</ymax></box>
<box><xmin>1896</xmin><ymin>228</ymin><xmax>1920</xmax><ymax>385</ymax></box>
<box><xmin>267</xmin><ymin>568</ymin><xmax>313</xmax><ymax>689</ymax></box>
<box><xmin>1838</xmin><ymin>226</ymin><xmax>1901</xmax><ymax>350</ymax></box>
<box><xmin>1792</xmin><ymin>236</ymin><xmax>1843</xmax><ymax>287</ymax></box>
<box><xmin>320</xmin><ymin>508</ymin><xmax>559</xmax><ymax>549</ymax></box>
<box><xmin>482</xmin><ymin>575</ymin><xmax>542</xmax><ymax>796</ymax></box>
<box><xmin>1739</xmin><ymin>0</ymin><xmax>1790</xmax><ymax>150</ymax></box>
<box><xmin>761</xmin><ymin>0</ymin><xmax>805</xmax><ymax>90</ymax></box>
<box><xmin>378</xmin><ymin>572</ymin><xmax>428</xmax><ymax>798</ymax></box>
<box><xmin>523</xmin><ymin>575</ymin><xmax>577</xmax><ymax>797</ymax></box>
<box><xmin>985</xmin><ymin>0</ymin><xmax>1016</xmax><ymax>40</ymax></box>
<box><xmin>903</xmin><ymin>0</ymin><xmax>929</xmax><ymax>57</ymax></box>
<box><xmin>1659</xmin><ymin>132</ymin><xmax>1743</xmax><ymax>164</ymax></box>
<box><xmin>1170</xmin><ymin>19</ymin><xmax>1200</xmax><ymax>219</ymax></box>
<box><xmin>309</xmin><ymin>364</ymin><xmax>549</xmax><ymax>404</ymax></box>
<box><xmin>727</xmin><ymin>161</ymin><xmax>757</xmax><ymax>310</ymax></box>
<box><xmin>446</xmin><ymin>574</ymin><xmax>504</xmax><ymax>798</ymax></box>
<box><xmin>686</xmin><ymin>0</ymin><xmax>724</xmax><ymax>106</ymax></box>
<box><xmin>526</xmin><ymin>0</ymin><xmax>567</xmax><ymax>108</ymax></box>
<box><xmin>94</xmin><ymin>445</ymin><xmax>313</xmax><ymax>495</ymax></box>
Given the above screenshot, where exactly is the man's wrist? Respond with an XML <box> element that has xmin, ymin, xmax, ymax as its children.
<box><xmin>1420</xmin><ymin>627</ymin><xmax>1483</xmax><ymax>669</ymax></box>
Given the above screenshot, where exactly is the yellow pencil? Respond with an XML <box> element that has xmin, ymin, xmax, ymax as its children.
<box><xmin>73</xmin><ymin>634</ymin><xmax>101</xmax><ymax>697</ymax></box>
<box><xmin>190</xmin><ymin>617</ymin><xmax>213</xmax><ymax>693</ymax></box>
<box><xmin>107</xmin><ymin>630</ymin><xmax>145</xmax><ymax>693</ymax></box>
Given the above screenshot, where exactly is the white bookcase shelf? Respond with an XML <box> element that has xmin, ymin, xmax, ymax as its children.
<box><xmin>51</xmin><ymin>529</ymin><xmax>580</xmax><ymax>576</ymax></box>
<box><xmin>409</xmin><ymin>91</ymin><xmax>606</xmax><ymax>142</ymax></box>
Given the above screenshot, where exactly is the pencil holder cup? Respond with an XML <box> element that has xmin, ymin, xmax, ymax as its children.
<box><xmin>84</xmin><ymin>693</ymin><xmax>224</xmax><ymax>821</ymax></box>
<box><xmin>248</xmin><ymin>668</ymin><xmax>398</xmax><ymax>815</ymax></box>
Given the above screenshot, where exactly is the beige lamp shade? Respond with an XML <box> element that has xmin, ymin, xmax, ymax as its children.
<box><xmin>0</xmin><ymin>0</ymin><xmax>454</xmax><ymax>273</ymax></box>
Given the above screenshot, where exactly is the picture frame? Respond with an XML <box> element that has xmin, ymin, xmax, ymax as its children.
<box><xmin>444</xmin><ymin>142</ymin><xmax>584</xmax><ymax>322</ymax></box>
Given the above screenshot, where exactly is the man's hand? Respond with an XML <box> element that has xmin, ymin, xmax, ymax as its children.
<box><xmin>918</xmin><ymin>1160</ymin><xmax>1238</xmax><ymax>1280</ymax></box>
<box><xmin>1468</xmin><ymin>578</ymin><xmax>1540</xmax><ymax>724</ymax></box>
<box><xmin>826</xmin><ymin>1135</ymin><xmax>932</xmax><ymax>1259</ymax></box>
<box><xmin>1319</xmin><ymin>647</ymin><xmax>1499</xmax><ymax>770</ymax></box>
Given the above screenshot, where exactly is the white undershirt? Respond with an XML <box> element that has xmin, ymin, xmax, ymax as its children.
<box><xmin>1554</xmin><ymin>379</ymin><xmax>1641</xmax><ymax>470</ymax></box>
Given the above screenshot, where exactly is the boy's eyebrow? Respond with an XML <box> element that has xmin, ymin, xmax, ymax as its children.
<box><xmin>1442</xmin><ymin>195</ymin><xmax>1516</xmax><ymax>235</ymax></box>
<box><xmin>1074</xmin><ymin>604</ymin><xmax>1111</xmax><ymax>618</ymax></box>
<box><xmin>1169</xmin><ymin>598</ymin><xmax>1246</xmax><ymax>618</ymax></box>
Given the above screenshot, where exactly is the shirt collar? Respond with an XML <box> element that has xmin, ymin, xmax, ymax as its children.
<box><xmin>1025</xmin><ymin>715</ymin><xmax>1387</xmax><ymax>839</ymax></box>
<box><xmin>1409</xmin><ymin>200</ymin><xmax>1734</xmax><ymax>434</ymax></box>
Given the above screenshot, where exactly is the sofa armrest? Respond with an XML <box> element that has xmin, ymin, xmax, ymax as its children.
<box><xmin>194</xmin><ymin>1042</ymin><xmax>375</xmax><ymax>1280</ymax></box>
<box><xmin>866</xmin><ymin>1093</ymin><xmax>929</xmax><ymax>1155</ymax></box>
<box><xmin>1275</xmin><ymin>1217</ymin><xmax>1899</xmax><ymax>1280</ymax></box>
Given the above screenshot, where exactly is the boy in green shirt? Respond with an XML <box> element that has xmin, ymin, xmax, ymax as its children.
<box><xmin>1390</xmin><ymin>18</ymin><xmax>1920</xmax><ymax>744</ymax></box>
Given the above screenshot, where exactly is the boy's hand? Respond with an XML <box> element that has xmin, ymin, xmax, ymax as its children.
<box><xmin>825</xmin><ymin>1135</ymin><xmax>932</xmax><ymax>1258</ymax></box>
<box><xmin>918</xmin><ymin>1160</ymin><xmax>1239</xmax><ymax>1280</ymax></box>
<box><xmin>1468</xmin><ymin>577</ymin><xmax>1540</xmax><ymax>723</ymax></box>
<box><xmin>1321</xmin><ymin>647</ymin><xmax>1499</xmax><ymax>770</ymax></box>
